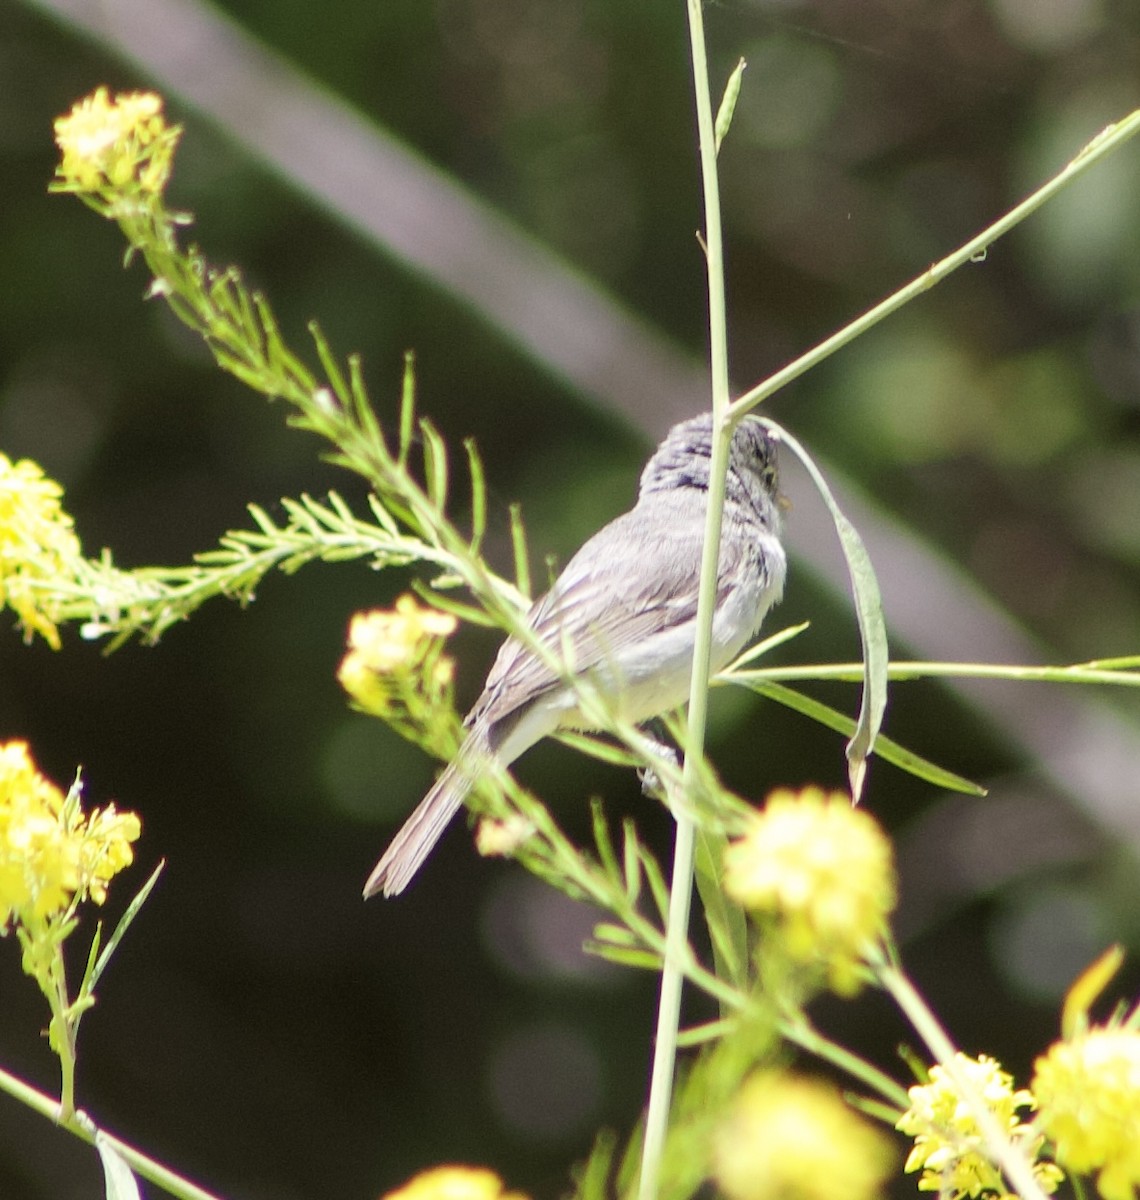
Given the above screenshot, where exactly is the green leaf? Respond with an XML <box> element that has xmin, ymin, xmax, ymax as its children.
<box><xmin>715</xmin><ymin>58</ymin><xmax>747</xmax><ymax>155</ymax></box>
<box><xmin>245</xmin><ymin>503</ymin><xmax>277</xmax><ymax>536</ymax></box>
<box><xmin>675</xmin><ymin>1017</ymin><xmax>737</xmax><ymax>1048</ymax></box>
<box><xmin>410</xmin><ymin>583</ymin><xmax>498</xmax><ymax>628</ymax></box>
<box><xmin>418</xmin><ymin>418</ymin><xmax>450</xmax><ymax>508</ymax></box>
<box><xmin>210</xmin><ymin>349</ymin><xmax>270</xmax><ymax>394</ymax></box>
<box><xmin>622</xmin><ymin>822</ymin><xmax>642</xmax><ymax>902</ymax></box>
<box><xmin>591</xmin><ymin>800</ymin><xmax>621</xmax><ymax>879</ymax></box>
<box><xmin>584</xmin><ymin>940</ymin><xmax>662</xmax><ymax>970</ymax></box>
<box><xmin>1063</xmin><ymin>943</ymin><xmax>1125</xmax><ymax>1039</ymax></box>
<box><xmin>694</xmin><ymin>829</ymin><xmax>748</xmax><ymax>993</ymax></box>
<box><xmin>1084</xmin><ymin>654</ymin><xmax>1140</xmax><ymax>670</ymax></box>
<box><xmin>89</xmin><ymin>862</ymin><xmax>165</xmax><ymax>993</ymax></box>
<box><xmin>363</xmin><ymin>491</ymin><xmax>400</xmax><ymax>536</ymax></box>
<box><xmin>760</xmin><ymin>420</ymin><xmax>889</xmax><ymax>800</ymax></box>
<box><xmin>556</xmin><ymin>730</ymin><xmax>643</xmax><ymax>768</ymax></box>
<box><xmin>740</xmin><ymin>678</ymin><xmax>984</xmax><ymax>794</ymax></box>
<box><xmin>80</xmin><ymin>920</ymin><xmax>103</xmax><ymax>1004</ymax></box>
<box><xmin>346</xmin><ymin>354</ymin><xmax>380</xmax><ymax>449</ymax></box>
<box><xmin>593</xmin><ymin>921</ymin><xmax>639</xmax><ymax>947</ymax></box>
<box><xmin>726</xmin><ymin>621</ymin><xmax>811</xmax><ymax>670</ymax></box>
<box><xmin>572</xmin><ymin>1131</ymin><xmax>618</xmax><ymax>1200</ymax></box>
<box><xmin>96</xmin><ymin>1135</ymin><xmax>142</xmax><ymax>1200</ymax></box>
<box><xmin>398</xmin><ymin>352</ymin><xmax>416</xmax><ymax>467</ymax></box>
<box><xmin>509</xmin><ymin>502</ymin><xmax>531</xmax><ymax>599</ymax></box>
<box><xmin>637</xmin><ymin>839</ymin><xmax>671</xmax><ymax>923</ymax></box>
<box><xmin>310</xmin><ymin>320</ymin><xmax>350</xmax><ymax>406</ymax></box>
<box><xmin>464</xmin><ymin>437</ymin><xmax>487</xmax><ymax>553</ymax></box>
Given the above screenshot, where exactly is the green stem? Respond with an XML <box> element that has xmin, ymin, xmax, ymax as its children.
<box><xmin>729</xmin><ymin>108</ymin><xmax>1140</xmax><ymax>418</ymax></box>
<box><xmin>47</xmin><ymin>948</ymin><xmax>77</xmax><ymax>1123</ymax></box>
<box><xmin>0</xmin><ymin>1063</ymin><xmax>225</xmax><ymax>1200</ymax></box>
<box><xmin>56</xmin><ymin>1030</ymin><xmax>76</xmax><ymax>1125</ymax></box>
<box><xmin>638</xmin><ymin>4</ymin><xmax>735</xmax><ymax>1198</ymax></box>
<box><xmin>875</xmin><ymin>955</ymin><xmax>1050</xmax><ymax>1200</ymax></box>
<box><xmin>639</xmin><ymin>817</ymin><xmax>696</xmax><ymax>1200</ymax></box>
<box><xmin>779</xmin><ymin>1012</ymin><xmax>911</xmax><ymax>1110</ymax></box>
<box><xmin>728</xmin><ymin>659</ymin><xmax>1140</xmax><ymax>688</ymax></box>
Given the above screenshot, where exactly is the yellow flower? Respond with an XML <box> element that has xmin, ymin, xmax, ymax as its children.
<box><xmin>1032</xmin><ymin>1027</ymin><xmax>1140</xmax><ymax>1200</ymax></box>
<box><xmin>0</xmin><ymin>741</ymin><xmax>140</xmax><ymax>930</ymax></box>
<box><xmin>897</xmin><ymin>1053</ymin><xmax>1062</xmax><ymax>1200</ymax></box>
<box><xmin>722</xmin><ymin>787</ymin><xmax>896</xmax><ymax>994</ymax></box>
<box><xmin>338</xmin><ymin>596</ymin><xmax>457</xmax><ymax>715</ymax></box>
<box><xmin>53</xmin><ymin>87</ymin><xmax>179</xmax><ymax>195</ymax></box>
<box><xmin>0</xmin><ymin>453</ymin><xmax>82</xmax><ymax>648</ymax></box>
<box><xmin>475</xmin><ymin>814</ymin><xmax>534</xmax><ymax>859</ymax></box>
<box><xmin>344</xmin><ymin>596</ymin><xmax>457</xmax><ymax>669</ymax></box>
<box><xmin>712</xmin><ymin>1071</ymin><xmax>893</xmax><ymax>1200</ymax></box>
<box><xmin>380</xmin><ymin>1167</ymin><xmax>528</xmax><ymax>1200</ymax></box>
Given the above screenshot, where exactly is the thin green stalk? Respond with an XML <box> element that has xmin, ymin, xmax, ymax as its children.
<box><xmin>779</xmin><ymin>1012</ymin><xmax>911</xmax><ymax>1111</ymax></box>
<box><xmin>640</xmin><ymin>816</ymin><xmax>697</xmax><ymax>1200</ymax></box>
<box><xmin>729</xmin><ymin>108</ymin><xmax>1140</xmax><ymax>418</ymax></box>
<box><xmin>0</xmin><ymin>1064</ymin><xmax>225</xmax><ymax>1200</ymax></box>
<box><xmin>638</xmin><ymin>3</ymin><xmax>735</xmax><ymax>1197</ymax></box>
<box><xmin>727</xmin><ymin>659</ymin><xmax>1140</xmax><ymax>688</ymax></box>
<box><xmin>49</xmin><ymin>954</ymin><xmax>77</xmax><ymax>1122</ymax></box>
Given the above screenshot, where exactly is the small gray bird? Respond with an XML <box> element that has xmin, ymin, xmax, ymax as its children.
<box><xmin>364</xmin><ymin>412</ymin><xmax>786</xmax><ymax>897</ymax></box>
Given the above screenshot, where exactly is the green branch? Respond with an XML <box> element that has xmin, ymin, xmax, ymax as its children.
<box><xmin>639</xmin><ymin>3</ymin><xmax>740</xmax><ymax>1197</ymax></box>
<box><xmin>0</xmin><ymin>1064</ymin><xmax>224</xmax><ymax>1200</ymax></box>
<box><xmin>729</xmin><ymin>657</ymin><xmax>1140</xmax><ymax>688</ymax></box>
<box><xmin>729</xmin><ymin>109</ymin><xmax>1140</xmax><ymax>418</ymax></box>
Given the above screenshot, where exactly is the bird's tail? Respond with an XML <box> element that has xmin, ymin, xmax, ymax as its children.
<box><xmin>363</xmin><ymin>749</ymin><xmax>480</xmax><ymax>898</ymax></box>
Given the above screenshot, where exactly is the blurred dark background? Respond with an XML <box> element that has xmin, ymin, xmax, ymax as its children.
<box><xmin>1</xmin><ymin>0</ymin><xmax>1139</xmax><ymax>1197</ymax></box>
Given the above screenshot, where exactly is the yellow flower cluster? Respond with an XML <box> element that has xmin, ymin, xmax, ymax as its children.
<box><xmin>338</xmin><ymin>596</ymin><xmax>460</xmax><ymax>752</ymax></box>
<box><xmin>381</xmin><ymin>1166</ymin><xmax>528</xmax><ymax>1200</ymax></box>
<box><xmin>341</xmin><ymin>595</ymin><xmax>457</xmax><ymax>678</ymax></box>
<box><xmin>712</xmin><ymin>1071</ymin><xmax>893</xmax><ymax>1200</ymax></box>
<box><xmin>722</xmin><ymin>786</ymin><xmax>896</xmax><ymax>994</ymax></box>
<box><xmin>53</xmin><ymin>87</ymin><xmax>179</xmax><ymax>196</ymax></box>
<box><xmin>0</xmin><ymin>452</ymin><xmax>82</xmax><ymax>649</ymax></box>
<box><xmin>0</xmin><ymin>741</ymin><xmax>140</xmax><ymax>930</ymax></box>
<box><xmin>1033</xmin><ymin>1026</ymin><xmax>1140</xmax><ymax>1200</ymax></box>
<box><xmin>897</xmin><ymin>1053</ymin><xmax>1062</xmax><ymax>1200</ymax></box>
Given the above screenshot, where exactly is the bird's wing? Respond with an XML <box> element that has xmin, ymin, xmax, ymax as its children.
<box><xmin>469</xmin><ymin>504</ymin><xmax>745</xmax><ymax>731</ymax></box>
